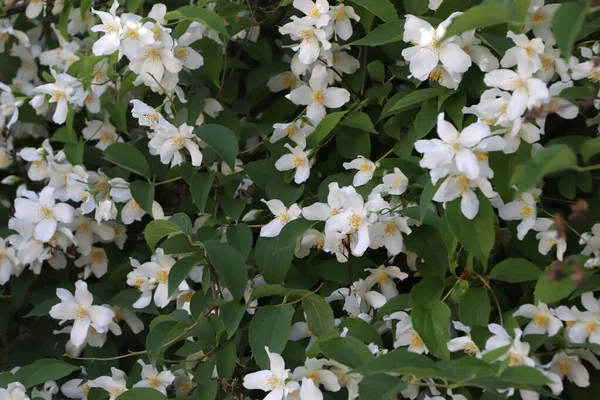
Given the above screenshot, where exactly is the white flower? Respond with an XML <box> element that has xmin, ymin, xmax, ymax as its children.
<box><xmin>415</xmin><ymin>113</ymin><xmax>497</xmax><ymax>181</ymax></box>
<box><xmin>293</xmin><ymin>0</ymin><xmax>330</xmax><ymax>28</ymax></box>
<box><xmin>533</xmin><ymin>218</ymin><xmax>567</xmax><ymax>261</ymax></box>
<box><xmin>501</xmin><ymin>31</ymin><xmax>545</xmax><ymax>76</ymax></box>
<box><xmin>380</xmin><ymin>168</ymin><xmax>408</xmax><ymax>195</ymax></box>
<box><xmin>513</xmin><ymin>302</ymin><xmax>563</xmax><ymax>336</ymax></box>
<box><xmin>447</xmin><ymin>321</ymin><xmax>481</xmax><ymax>358</ymax></box>
<box><xmin>268</xmin><ymin>71</ymin><xmax>301</xmax><ymax>93</ymax></box>
<box><xmin>499</xmin><ymin>117</ymin><xmax>542</xmax><ymax>154</ymax></box>
<box><xmin>82</xmin><ymin>119</ymin><xmax>122</xmax><ymax>150</ymax></box>
<box><xmin>91</xmin><ymin>0</ymin><xmax>122</xmax><ymax>56</ymax></box>
<box><xmin>133</xmin><ymin>360</ymin><xmax>175</xmax><ymax>396</ymax></box>
<box><xmin>130</xmin><ymin>100</ymin><xmax>170</xmax><ymax>130</ymax></box>
<box><xmin>279</xmin><ymin>17</ymin><xmax>331</xmax><ymax>65</ymax></box>
<box><xmin>242</xmin><ymin>347</ymin><xmax>299</xmax><ymax>400</ymax></box>
<box><xmin>88</xmin><ymin>368</ymin><xmax>128</xmax><ymax>400</ymax></box>
<box><xmin>74</xmin><ymin>247</ymin><xmax>109</xmax><ymax>279</ymax></box>
<box><xmin>535</xmin><ymin>45</ymin><xmax>570</xmax><ymax>83</ymax></box>
<box><xmin>14</xmin><ymin>187</ymin><xmax>75</xmax><ymax>242</ymax></box>
<box><xmin>499</xmin><ymin>189</ymin><xmax>539</xmax><ymax>240</ymax></box>
<box><xmin>535</xmin><ymin>81</ymin><xmax>579</xmax><ymax>132</ymax></box>
<box><xmin>271</xmin><ymin>120</ymin><xmax>314</xmax><ymax>148</ymax></box>
<box><xmin>342</xmin><ymin>156</ymin><xmax>376</xmax><ymax>187</ymax></box>
<box><xmin>484</xmin><ymin>68</ymin><xmax>549</xmax><ymax>120</ymax></box>
<box><xmin>260</xmin><ymin>199</ymin><xmax>302</xmax><ymax>238</ymax></box>
<box><xmin>454</xmin><ymin>30</ymin><xmax>499</xmax><ymax>72</ymax></box>
<box><xmin>49</xmin><ymin>280</ymin><xmax>115</xmax><ymax>347</ymax></box>
<box><xmin>483</xmin><ymin>324</ymin><xmax>534</xmax><ymax>366</ymax></box>
<box><xmin>287</xmin><ymin>65</ymin><xmax>350</xmax><ymax>124</ymax></box>
<box><xmin>0</xmin><ymin>383</ymin><xmax>29</xmax><ymax>400</ymax></box>
<box><xmin>392</xmin><ymin>312</ymin><xmax>428</xmax><ymax>354</ymax></box>
<box><xmin>327</xmin><ymin>5</ymin><xmax>360</xmax><ymax>40</ymax></box>
<box><xmin>401</xmin><ymin>14</ymin><xmax>471</xmax><ymax>82</ymax></box>
<box><xmin>302</xmin><ymin>182</ymin><xmax>343</xmax><ymax>221</ymax></box>
<box><xmin>324</xmin><ymin>187</ymin><xmax>388</xmax><ymax>256</ymax></box>
<box><xmin>0</xmin><ymin>83</ymin><xmax>23</xmax><ymax>129</ymax></box>
<box><xmin>275</xmin><ymin>144</ymin><xmax>311</xmax><ymax>184</ymax></box>
<box><xmin>364</xmin><ymin>265</ymin><xmax>408</xmax><ymax>299</ymax></box>
<box><xmin>129</xmin><ymin>43</ymin><xmax>182</xmax><ymax>89</ymax></box>
<box><xmin>429</xmin><ymin>0</ymin><xmax>443</xmax><ymax>10</ymax></box>
<box><xmin>174</xmin><ymin>33</ymin><xmax>204</xmax><ymax>70</ymax></box>
<box><xmin>0</xmin><ymin>239</ymin><xmax>18</xmax><ymax>285</ymax></box>
<box><xmin>547</xmin><ymin>352</ymin><xmax>590</xmax><ymax>387</ymax></box>
<box><xmin>368</xmin><ymin>215</ymin><xmax>412</xmax><ymax>256</ymax></box>
<box><xmin>525</xmin><ymin>0</ymin><xmax>560</xmax><ymax>45</ymax></box>
<box><xmin>580</xmin><ymin>223</ymin><xmax>600</xmax><ymax>256</ymax></box>
<box><xmin>292</xmin><ymin>358</ymin><xmax>341</xmax><ymax>397</ymax></box>
<box><xmin>295</xmin><ymin>229</ymin><xmax>326</xmax><ymax>258</ymax></box>
<box><xmin>433</xmin><ymin>171</ymin><xmax>496</xmax><ymax>220</ymax></box>
<box><xmin>148</xmin><ymin>123</ymin><xmax>203</xmax><ymax>167</ymax></box>
<box><xmin>34</xmin><ymin>72</ymin><xmax>86</xmax><ymax>124</ymax></box>
<box><xmin>61</xmin><ymin>379</ymin><xmax>91</xmax><ymax>400</ymax></box>
<box><xmin>566</xmin><ymin>292</ymin><xmax>600</xmax><ymax>345</ymax></box>
<box><xmin>126</xmin><ymin>249</ymin><xmax>189</xmax><ymax>308</ymax></box>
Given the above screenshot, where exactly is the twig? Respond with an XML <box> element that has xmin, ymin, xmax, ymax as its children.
<box><xmin>238</xmin><ymin>140</ymin><xmax>263</xmax><ymax>155</ymax></box>
<box><xmin>476</xmin><ymin>273</ymin><xmax>503</xmax><ymax>325</ymax></box>
<box><xmin>376</xmin><ymin>148</ymin><xmax>394</xmax><ymax>163</ymax></box>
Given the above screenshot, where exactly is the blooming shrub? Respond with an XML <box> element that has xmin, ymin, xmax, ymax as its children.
<box><xmin>2</xmin><ymin>0</ymin><xmax>600</xmax><ymax>399</ymax></box>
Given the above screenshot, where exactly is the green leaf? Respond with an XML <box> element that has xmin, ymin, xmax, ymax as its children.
<box><xmin>204</xmin><ymin>240</ymin><xmax>248</xmax><ymax>301</ymax></box>
<box><xmin>168</xmin><ymin>255</ymin><xmax>200</xmax><ymax>297</ymax></box>
<box><xmin>307</xmin><ymin>111</ymin><xmax>347</xmax><ymax>147</ymax></box>
<box><xmin>64</xmin><ymin>140</ymin><xmax>84</xmax><ymax>166</ymax></box>
<box><xmin>443</xmin><ymin>2</ymin><xmax>517</xmax><ymax>39</ymax></box>
<box><xmin>226</xmin><ymin>224</ymin><xmax>253</xmax><ymax>261</ymax></box>
<box><xmin>534</xmin><ymin>264</ymin><xmax>576</xmax><ymax>305</ymax></box>
<box><xmin>255</xmin><ymin>219</ymin><xmax>315</xmax><ymax>284</ymax></box>
<box><xmin>514</xmin><ymin>144</ymin><xmax>578</xmax><ymax>192</ymax></box>
<box><xmin>104</xmin><ymin>143</ymin><xmax>151</xmax><ymax>179</ymax></box>
<box><xmin>194</xmin><ymin>124</ymin><xmax>239</xmax><ymax>170</ymax></box>
<box><xmin>387</xmin><ymin>88</ymin><xmax>440</xmax><ymax>114</ymax></box>
<box><xmin>445</xmin><ymin>192</ymin><xmax>495</xmax><ymax>268</ymax></box>
<box><xmin>404</xmin><ymin>225</ymin><xmax>449</xmax><ymax>277</ymax></box>
<box><xmin>302</xmin><ymin>294</ymin><xmax>335</xmax><ymax>337</ymax></box>
<box><xmin>130</xmin><ymin>180</ymin><xmax>155</xmax><ymax>214</ymax></box>
<box><xmin>216</xmin><ymin>338</ymin><xmax>237</xmax><ymax>379</ymax></box>
<box><xmin>116</xmin><ymin>388</ymin><xmax>167</xmax><ymax>400</ymax></box>
<box><xmin>349</xmin><ymin>0</ymin><xmax>398</xmax><ymax>23</ymax></box>
<box><xmin>221</xmin><ymin>301</ymin><xmax>246</xmax><ymax>339</ymax></box>
<box><xmin>419</xmin><ymin>178</ymin><xmax>441</xmax><ymax>223</ymax></box>
<box><xmin>319</xmin><ymin>337</ymin><xmax>375</xmax><ymax>368</ymax></box>
<box><xmin>144</xmin><ymin>220</ymin><xmax>185</xmax><ymax>250</ymax></box>
<box><xmin>488</xmin><ymin>258</ymin><xmax>542</xmax><ymax>283</ymax></box>
<box><xmin>359</xmin><ymin>374</ymin><xmax>407</xmax><ymax>400</ymax></box>
<box><xmin>459</xmin><ymin>287</ymin><xmax>490</xmax><ymax>327</ymax></box>
<box><xmin>581</xmin><ymin>137</ymin><xmax>600</xmax><ymax>163</ymax></box>
<box><xmin>351</xmin><ymin>20</ymin><xmax>405</xmax><ymax>46</ymax></box>
<box><xmin>500</xmin><ymin>366</ymin><xmax>552</xmax><ymax>386</ymax></box>
<box><xmin>341</xmin><ymin>111</ymin><xmax>378</xmax><ymax>134</ymax></box>
<box><xmin>351</xmin><ymin>348</ymin><xmax>440</xmax><ymax>378</ymax></box>
<box><xmin>340</xmin><ymin>318</ymin><xmax>384</xmax><ymax>347</ymax></box>
<box><xmin>146</xmin><ymin>320</ymin><xmax>185</xmax><ymax>365</ymax></box>
<box><xmin>164</xmin><ymin>6</ymin><xmax>230</xmax><ymax>38</ymax></box>
<box><xmin>126</xmin><ymin>0</ymin><xmax>143</xmax><ymax>13</ymax></box>
<box><xmin>14</xmin><ymin>359</ymin><xmax>78</xmax><ymax>389</ymax></box>
<box><xmin>403</xmin><ymin>0</ymin><xmax>429</xmax><ymax>15</ymax></box>
<box><xmin>249</xmin><ymin>305</ymin><xmax>295</xmax><ymax>369</ymax></box>
<box><xmin>414</xmin><ymin>99</ymin><xmax>438</xmax><ymax>138</ymax></box>
<box><xmin>412</xmin><ymin>302</ymin><xmax>451</xmax><ymax>360</ymax></box>
<box><xmin>184</xmin><ymin>171</ymin><xmax>215</xmax><ymax>213</ymax></box>
<box><xmin>410</xmin><ymin>278</ymin><xmax>444</xmax><ymax>309</ymax></box>
<box><xmin>552</xmin><ymin>2</ymin><xmax>588</xmax><ymax>58</ymax></box>
<box><xmin>187</xmin><ymin>381</ymin><xmax>218</xmax><ymax>400</ymax></box>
